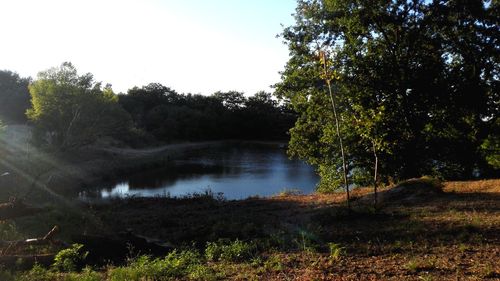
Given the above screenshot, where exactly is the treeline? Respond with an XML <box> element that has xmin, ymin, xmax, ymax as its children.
<box><xmin>0</xmin><ymin>63</ymin><xmax>295</xmax><ymax>150</ymax></box>
<box><xmin>277</xmin><ymin>0</ymin><xmax>499</xmax><ymax>187</ymax></box>
<box><xmin>119</xmin><ymin>84</ymin><xmax>295</xmax><ymax>144</ymax></box>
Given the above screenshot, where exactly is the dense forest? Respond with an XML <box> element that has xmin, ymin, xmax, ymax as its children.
<box><xmin>0</xmin><ymin>63</ymin><xmax>296</xmax><ymax>150</ymax></box>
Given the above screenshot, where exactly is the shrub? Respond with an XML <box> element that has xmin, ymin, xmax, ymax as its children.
<box><xmin>53</xmin><ymin>244</ymin><xmax>88</xmax><ymax>272</ymax></box>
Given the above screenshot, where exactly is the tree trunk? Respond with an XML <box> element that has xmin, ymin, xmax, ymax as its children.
<box><xmin>372</xmin><ymin>141</ymin><xmax>379</xmax><ymax>209</ymax></box>
<box><xmin>320</xmin><ymin>51</ymin><xmax>350</xmax><ymax>208</ymax></box>
<box><xmin>326</xmin><ymin>79</ymin><xmax>350</xmax><ymax>208</ymax></box>
<box><xmin>0</xmin><ymin>226</ymin><xmax>64</xmax><ymax>254</ymax></box>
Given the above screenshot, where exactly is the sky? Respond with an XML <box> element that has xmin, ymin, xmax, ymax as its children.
<box><xmin>0</xmin><ymin>0</ymin><xmax>297</xmax><ymax>95</ymax></box>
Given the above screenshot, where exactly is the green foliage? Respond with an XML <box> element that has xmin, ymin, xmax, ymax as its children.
<box><xmin>119</xmin><ymin>85</ymin><xmax>296</xmax><ymax>143</ymax></box>
<box><xmin>328</xmin><ymin>243</ymin><xmax>344</xmax><ymax>261</ymax></box>
<box><xmin>481</xmin><ymin>134</ymin><xmax>500</xmax><ymax>169</ymax></box>
<box><xmin>276</xmin><ymin>0</ymin><xmax>500</xmax><ymax>186</ymax></box>
<box><xmin>0</xmin><ymin>70</ymin><xmax>31</xmax><ymax>123</ymax></box>
<box><xmin>108</xmin><ymin>250</ymin><xmax>217</xmax><ymax>281</ymax></box>
<box><xmin>20</xmin><ymin>264</ymin><xmax>54</xmax><ymax>281</ymax></box>
<box><xmin>205</xmin><ymin>239</ymin><xmax>256</xmax><ymax>262</ymax></box>
<box><xmin>293</xmin><ymin>229</ymin><xmax>321</xmax><ymax>253</ymax></box>
<box><xmin>262</xmin><ymin>254</ymin><xmax>284</xmax><ymax>271</ymax></box>
<box><xmin>63</xmin><ymin>268</ymin><xmax>103</xmax><ymax>281</ymax></box>
<box><xmin>52</xmin><ymin>244</ymin><xmax>88</xmax><ymax>272</ymax></box>
<box><xmin>27</xmin><ymin>62</ymin><xmax>132</xmax><ymax>150</ymax></box>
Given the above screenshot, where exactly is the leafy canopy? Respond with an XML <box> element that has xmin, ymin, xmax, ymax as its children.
<box><xmin>27</xmin><ymin>62</ymin><xmax>132</xmax><ymax>150</ymax></box>
<box><xmin>276</xmin><ymin>0</ymin><xmax>499</xmax><ymax>189</ymax></box>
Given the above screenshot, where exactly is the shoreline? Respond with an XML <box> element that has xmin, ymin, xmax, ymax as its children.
<box><xmin>0</xmin><ymin>125</ymin><xmax>291</xmax><ymax>201</ymax></box>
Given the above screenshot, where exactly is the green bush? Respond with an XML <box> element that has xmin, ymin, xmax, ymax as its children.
<box><xmin>53</xmin><ymin>244</ymin><xmax>89</xmax><ymax>272</ymax></box>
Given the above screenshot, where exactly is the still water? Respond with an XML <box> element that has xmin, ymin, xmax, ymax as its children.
<box><xmin>83</xmin><ymin>143</ymin><xmax>319</xmax><ymax>200</ymax></box>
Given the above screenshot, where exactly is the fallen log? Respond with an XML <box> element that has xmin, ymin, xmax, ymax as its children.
<box><xmin>0</xmin><ymin>226</ymin><xmax>66</xmax><ymax>254</ymax></box>
<box><xmin>0</xmin><ymin>198</ymin><xmax>46</xmax><ymax>220</ymax></box>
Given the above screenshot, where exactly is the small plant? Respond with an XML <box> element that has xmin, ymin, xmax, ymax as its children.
<box><xmin>205</xmin><ymin>239</ymin><xmax>256</xmax><ymax>262</ymax></box>
<box><xmin>62</xmin><ymin>267</ymin><xmax>103</xmax><ymax>281</ymax></box>
<box><xmin>405</xmin><ymin>259</ymin><xmax>419</xmax><ymax>273</ymax></box>
<box><xmin>418</xmin><ymin>273</ymin><xmax>434</xmax><ymax>281</ymax></box>
<box><xmin>404</xmin><ymin>256</ymin><xmax>436</xmax><ymax>274</ymax></box>
<box><xmin>263</xmin><ymin>254</ymin><xmax>284</xmax><ymax>271</ymax></box>
<box><xmin>293</xmin><ymin>229</ymin><xmax>320</xmax><ymax>253</ymax></box>
<box><xmin>20</xmin><ymin>264</ymin><xmax>54</xmax><ymax>281</ymax></box>
<box><xmin>52</xmin><ymin>243</ymin><xmax>89</xmax><ymax>272</ymax></box>
<box><xmin>328</xmin><ymin>242</ymin><xmax>344</xmax><ymax>261</ymax></box>
<box><xmin>458</xmin><ymin>243</ymin><xmax>470</xmax><ymax>252</ymax></box>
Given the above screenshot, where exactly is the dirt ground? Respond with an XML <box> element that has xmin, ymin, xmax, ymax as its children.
<box><xmin>93</xmin><ymin>179</ymin><xmax>500</xmax><ymax>280</ymax></box>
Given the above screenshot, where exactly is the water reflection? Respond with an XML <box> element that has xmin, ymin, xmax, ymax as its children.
<box><xmin>84</xmin><ymin>143</ymin><xmax>319</xmax><ymax>200</ymax></box>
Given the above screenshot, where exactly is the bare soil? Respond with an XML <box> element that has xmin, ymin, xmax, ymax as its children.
<box><xmin>93</xmin><ymin>179</ymin><xmax>500</xmax><ymax>280</ymax></box>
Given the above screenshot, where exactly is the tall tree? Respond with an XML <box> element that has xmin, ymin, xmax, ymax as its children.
<box><xmin>27</xmin><ymin>62</ymin><xmax>132</xmax><ymax>150</ymax></box>
<box><xmin>276</xmin><ymin>0</ymin><xmax>499</xmax><ymax>190</ymax></box>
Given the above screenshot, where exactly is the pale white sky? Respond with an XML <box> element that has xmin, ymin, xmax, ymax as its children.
<box><xmin>0</xmin><ymin>0</ymin><xmax>296</xmax><ymax>95</ymax></box>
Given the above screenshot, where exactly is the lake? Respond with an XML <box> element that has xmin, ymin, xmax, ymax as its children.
<box><xmin>80</xmin><ymin>142</ymin><xmax>319</xmax><ymax>200</ymax></box>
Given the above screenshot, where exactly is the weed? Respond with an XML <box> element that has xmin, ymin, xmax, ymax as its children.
<box><xmin>293</xmin><ymin>229</ymin><xmax>320</xmax><ymax>253</ymax></box>
<box><xmin>19</xmin><ymin>264</ymin><xmax>54</xmax><ymax>281</ymax></box>
<box><xmin>263</xmin><ymin>254</ymin><xmax>284</xmax><ymax>271</ymax></box>
<box><xmin>0</xmin><ymin>222</ymin><xmax>21</xmax><ymax>241</ymax></box>
<box><xmin>277</xmin><ymin>188</ymin><xmax>302</xmax><ymax>196</ymax></box>
<box><xmin>108</xmin><ymin>250</ymin><xmax>212</xmax><ymax>280</ymax></box>
<box><xmin>62</xmin><ymin>267</ymin><xmax>103</xmax><ymax>281</ymax></box>
<box><xmin>405</xmin><ymin>259</ymin><xmax>419</xmax><ymax>273</ymax></box>
<box><xmin>418</xmin><ymin>273</ymin><xmax>434</xmax><ymax>281</ymax></box>
<box><xmin>52</xmin><ymin>244</ymin><xmax>88</xmax><ymax>272</ymax></box>
<box><xmin>404</xmin><ymin>256</ymin><xmax>437</xmax><ymax>273</ymax></box>
<box><xmin>205</xmin><ymin>239</ymin><xmax>256</xmax><ymax>262</ymax></box>
<box><xmin>458</xmin><ymin>243</ymin><xmax>470</xmax><ymax>252</ymax></box>
<box><xmin>328</xmin><ymin>242</ymin><xmax>344</xmax><ymax>261</ymax></box>
<box><xmin>187</xmin><ymin>264</ymin><xmax>219</xmax><ymax>281</ymax></box>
